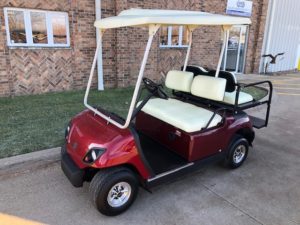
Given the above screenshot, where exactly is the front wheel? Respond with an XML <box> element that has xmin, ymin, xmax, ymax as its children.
<box><xmin>224</xmin><ymin>136</ymin><xmax>249</xmax><ymax>169</ymax></box>
<box><xmin>89</xmin><ymin>167</ymin><xmax>139</xmax><ymax>216</ymax></box>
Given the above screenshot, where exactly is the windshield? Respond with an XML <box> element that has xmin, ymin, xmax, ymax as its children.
<box><xmin>86</xmin><ymin>87</ymin><xmax>135</xmax><ymax>120</ymax></box>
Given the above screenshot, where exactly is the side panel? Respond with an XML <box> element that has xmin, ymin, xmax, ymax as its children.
<box><xmin>91</xmin><ymin>138</ymin><xmax>151</xmax><ymax>179</ymax></box>
<box><xmin>136</xmin><ymin>112</ymin><xmax>252</xmax><ymax>162</ymax></box>
<box><xmin>135</xmin><ymin>112</ymin><xmax>191</xmax><ymax>159</ymax></box>
<box><xmin>190</xmin><ymin>126</ymin><xmax>229</xmax><ymax>161</ymax></box>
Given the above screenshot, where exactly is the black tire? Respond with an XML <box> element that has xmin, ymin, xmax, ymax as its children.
<box><xmin>89</xmin><ymin>167</ymin><xmax>139</xmax><ymax>216</ymax></box>
<box><xmin>223</xmin><ymin>135</ymin><xmax>249</xmax><ymax>169</ymax></box>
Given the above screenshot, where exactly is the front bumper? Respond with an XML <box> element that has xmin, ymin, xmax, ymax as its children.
<box><xmin>61</xmin><ymin>146</ymin><xmax>85</xmax><ymax>187</ymax></box>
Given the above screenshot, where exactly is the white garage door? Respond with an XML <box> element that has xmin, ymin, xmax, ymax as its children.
<box><xmin>260</xmin><ymin>0</ymin><xmax>300</xmax><ymax>73</ymax></box>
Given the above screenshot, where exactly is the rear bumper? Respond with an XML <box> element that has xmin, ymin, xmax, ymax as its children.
<box><xmin>61</xmin><ymin>146</ymin><xmax>85</xmax><ymax>187</ymax></box>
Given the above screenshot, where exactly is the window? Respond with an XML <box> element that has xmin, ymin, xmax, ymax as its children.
<box><xmin>4</xmin><ymin>8</ymin><xmax>70</xmax><ymax>47</ymax></box>
<box><xmin>160</xmin><ymin>26</ymin><xmax>189</xmax><ymax>48</ymax></box>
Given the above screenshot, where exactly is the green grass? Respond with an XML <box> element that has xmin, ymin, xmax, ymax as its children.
<box><xmin>0</xmin><ymin>88</ymin><xmax>135</xmax><ymax>158</ymax></box>
<box><xmin>0</xmin><ymin>86</ymin><xmax>267</xmax><ymax>158</ymax></box>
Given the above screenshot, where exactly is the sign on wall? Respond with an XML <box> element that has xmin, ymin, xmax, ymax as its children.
<box><xmin>226</xmin><ymin>0</ymin><xmax>253</xmax><ymax>17</ymax></box>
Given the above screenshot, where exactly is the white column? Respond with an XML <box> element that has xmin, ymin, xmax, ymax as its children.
<box><xmin>95</xmin><ymin>0</ymin><xmax>104</xmax><ymax>90</ymax></box>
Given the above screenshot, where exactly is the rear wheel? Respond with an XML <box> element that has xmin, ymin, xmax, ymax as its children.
<box><xmin>89</xmin><ymin>167</ymin><xmax>139</xmax><ymax>216</ymax></box>
<box><xmin>224</xmin><ymin>135</ymin><xmax>249</xmax><ymax>169</ymax></box>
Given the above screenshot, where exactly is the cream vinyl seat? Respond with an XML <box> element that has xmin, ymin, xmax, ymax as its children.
<box><xmin>184</xmin><ymin>66</ymin><xmax>254</xmax><ymax>105</ymax></box>
<box><xmin>140</xmin><ymin>71</ymin><xmax>225</xmax><ymax>133</ymax></box>
<box><xmin>219</xmin><ymin>71</ymin><xmax>253</xmax><ymax>105</ymax></box>
<box><xmin>223</xmin><ymin>91</ymin><xmax>253</xmax><ymax>105</ymax></box>
<box><xmin>141</xmin><ymin>98</ymin><xmax>222</xmax><ymax>132</ymax></box>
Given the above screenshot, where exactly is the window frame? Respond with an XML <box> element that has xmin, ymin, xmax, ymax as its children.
<box><xmin>4</xmin><ymin>7</ymin><xmax>70</xmax><ymax>48</ymax></box>
<box><xmin>159</xmin><ymin>26</ymin><xmax>189</xmax><ymax>48</ymax></box>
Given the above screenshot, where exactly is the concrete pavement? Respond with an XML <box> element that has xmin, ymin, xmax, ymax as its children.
<box><xmin>238</xmin><ymin>73</ymin><xmax>300</xmax><ymax>96</ymax></box>
<box><xmin>1</xmin><ymin>74</ymin><xmax>300</xmax><ymax>225</ymax></box>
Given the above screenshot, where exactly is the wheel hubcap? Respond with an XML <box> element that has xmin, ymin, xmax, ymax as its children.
<box><xmin>107</xmin><ymin>182</ymin><xmax>131</xmax><ymax>207</ymax></box>
<box><xmin>233</xmin><ymin>145</ymin><xmax>246</xmax><ymax>164</ymax></box>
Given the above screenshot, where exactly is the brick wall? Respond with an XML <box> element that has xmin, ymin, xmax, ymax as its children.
<box><xmin>0</xmin><ymin>4</ymin><xmax>11</xmax><ymax>96</ymax></box>
<box><xmin>101</xmin><ymin>0</ymin><xmax>117</xmax><ymax>87</ymax></box>
<box><xmin>0</xmin><ymin>0</ymin><xmax>98</xmax><ymax>96</ymax></box>
<box><xmin>0</xmin><ymin>1</ymin><xmax>72</xmax><ymax>96</ymax></box>
<box><xmin>247</xmin><ymin>0</ymin><xmax>269</xmax><ymax>73</ymax></box>
<box><xmin>0</xmin><ymin>0</ymin><xmax>269</xmax><ymax>96</ymax></box>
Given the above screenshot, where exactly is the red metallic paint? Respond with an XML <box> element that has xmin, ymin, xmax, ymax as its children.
<box><xmin>66</xmin><ymin>110</ymin><xmax>151</xmax><ymax>179</ymax></box>
<box><xmin>135</xmin><ymin>111</ymin><xmax>253</xmax><ymax>161</ymax></box>
<box><xmin>66</xmin><ymin>107</ymin><xmax>253</xmax><ymax>182</ymax></box>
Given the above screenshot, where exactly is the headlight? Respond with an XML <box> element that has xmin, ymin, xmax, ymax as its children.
<box><xmin>65</xmin><ymin>122</ymin><xmax>72</xmax><ymax>139</ymax></box>
<box><xmin>83</xmin><ymin>148</ymin><xmax>106</xmax><ymax>164</ymax></box>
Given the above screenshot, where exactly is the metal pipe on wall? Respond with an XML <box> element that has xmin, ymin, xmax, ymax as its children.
<box><xmin>95</xmin><ymin>0</ymin><xmax>104</xmax><ymax>90</ymax></box>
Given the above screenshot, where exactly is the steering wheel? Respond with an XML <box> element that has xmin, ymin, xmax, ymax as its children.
<box><xmin>142</xmin><ymin>78</ymin><xmax>168</xmax><ymax>100</ymax></box>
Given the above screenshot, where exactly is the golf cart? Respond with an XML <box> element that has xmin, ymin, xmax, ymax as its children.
<box><xmin>61</xmin><ymin>9</ymin><xmax>273</xmax><ymax>216</ymax></box>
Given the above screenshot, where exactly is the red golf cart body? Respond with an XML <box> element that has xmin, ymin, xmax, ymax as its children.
<box><xmin>61</xmin><ymin>9</ymin><xmax>272</xmax><ymax>216</ymax></box>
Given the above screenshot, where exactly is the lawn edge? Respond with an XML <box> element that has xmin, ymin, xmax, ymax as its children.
<box><xmin>0</xmin><ymin>147</ymin><xmax>61</xmax><ymax>176</ymax></box>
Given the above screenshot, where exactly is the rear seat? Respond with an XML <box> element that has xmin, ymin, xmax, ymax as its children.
<box><xmin>190</xmin><ymin>75</ymin><xmax>226</xmax><ymax>101</ymax></box>
<box><xmin>223</xmin><ymin>91</ymin><xmax>254</xmax><ymax>105</ymax></box>
<box><xmin>141</xmin><ymin>71</ymin><xmax>224</xmax><ymax>133</ymax></box>
<box><xmin>185</xmin><ymin>66</ymin><xmax>254</xmax><ymax>105</ymax></box>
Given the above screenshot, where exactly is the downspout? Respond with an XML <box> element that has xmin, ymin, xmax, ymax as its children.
<box><xmin>95</xmin><ymin>0</ymin><xmax>104</xmax><ymax>90</ymax></box>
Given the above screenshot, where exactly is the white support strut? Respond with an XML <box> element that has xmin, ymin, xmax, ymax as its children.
<box><xmin>84</xmin><ymin>25</ymin><xmax>159</xmax><ymax>129</ymax></box>
<box><xmin>215</xmin><ymin>27</ymin><xmax>229</xmax><ymax>77</ymax></box>
<box><xmin>183</xmin><ymin>27</ymin><xmax>194</xmax><ymax>71</ymax></box>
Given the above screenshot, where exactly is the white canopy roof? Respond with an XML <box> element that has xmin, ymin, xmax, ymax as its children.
<box><xmin>94</xmin><ymin>8</ymin><xmax>251</xmax><ymax>29</ymax></box>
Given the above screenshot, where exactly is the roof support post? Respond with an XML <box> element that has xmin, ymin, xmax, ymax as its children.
<box><xmin>123</xmin><ymin>24</ymin><xmax>160</xmax><ymax>125</ymax></box>
<box><xmin>183</xmin><ymin>26</ymin><xmax>196</xmax><ymax>71</ymax></box>
<box><xmin>84</xmin><ymin>29</ymin><xmax>105</xmax><ymax>107</ymax></box>
<box><xmin>84</xmin><ymin>25</ymin><xmax>160</xmax><ymax>129</ymax></box>
<box><xmin>215</xmin><ymin>26</ymin><xmax>231</xmax><ymax>77</ymax></box>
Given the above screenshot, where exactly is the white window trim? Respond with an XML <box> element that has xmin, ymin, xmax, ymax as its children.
<box><xmin>160</xmin><ymin>26</ymin><xmax>189</xmax><ymax>48</ymax></box>
<box><xmin>4</xmin><ymin>7</ymin><xmax>70</xmax><ymax>48</ymax></box>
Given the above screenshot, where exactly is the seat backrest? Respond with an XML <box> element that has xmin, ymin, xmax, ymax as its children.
<box><xmin>183</xmin><ymin>65</ymin><xmax>237</xmax><ymax>93</ymax></box>
<box><xmin>165</xmin><ymin>70</ymin><xmax>194</xmax><ymax>93</ymax></box>
<box><xmin>181</xmin><ymin>65</ymin><xmax>209</xmax><ymax>76</ymax></box>
<box><xmin>207</xmin><ymin>70</ymin><xmax>237</xmax><ymax>92</ymax></box>
<box><xmin>191</xmin><ymin>75</ymin><xmax>226</xmax><ymax>101</ymax></box>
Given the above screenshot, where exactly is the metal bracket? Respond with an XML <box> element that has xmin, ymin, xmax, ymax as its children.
<box><xmin>99</xmin><ymin>29</ymin><xmax>106</xmax><ymax>36</ymax></box>
<box><xmin>222</xmin><ymin>25</ymin><xmax>232</xmax><ymax>31</ymax></box>
<box><xmin>187</xmin><ymin>25</ymin><xmax>198</xmax><ymax>32</ymax></box>
<box><xmin>149</xmin><ymin>24</ymin><xmax>160</xmax><ymax>36</ymax></box>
